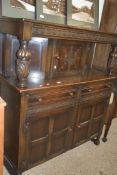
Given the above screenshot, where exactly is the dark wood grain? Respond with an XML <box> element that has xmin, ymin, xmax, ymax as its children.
<box><xmin>0</xmin><ymin>71</ymin><xmax>115</xmax><ymax>174</ymax></box>
<box><xmin>0</xmin><ymin>2</ymin><xmax>117</xmax><ymax>174</ymax></box>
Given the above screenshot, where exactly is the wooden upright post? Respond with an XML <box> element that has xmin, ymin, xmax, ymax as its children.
<box><xmin>0</xmin><ymin>97</ymin><xmax>6</xmax><ymax>175</ymax></box>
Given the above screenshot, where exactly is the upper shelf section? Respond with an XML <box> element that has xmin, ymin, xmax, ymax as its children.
<box><xmin>0</xmin><ymin>18</ymin><xmax>117</xmax><ymax>44</ymax></box>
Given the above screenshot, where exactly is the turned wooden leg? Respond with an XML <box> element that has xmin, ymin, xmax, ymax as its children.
<box><xmin>102</xmin><ymin>90</ymin><xmax>117</xmax><ymax>142</ymax></box>
<box><xmin>102</xmin><ymin>118</ymin><xmax>112</xmax><ymax>142</ymax></box>
<box><xmin>91</xmin><ymin>120</ymin><xmax>105</xmax><ymax>146</ymax></box>
<box><xmin>16</xmin><ymin>40</ymin><xmax>31</xmax><ymax>88</ymax></box>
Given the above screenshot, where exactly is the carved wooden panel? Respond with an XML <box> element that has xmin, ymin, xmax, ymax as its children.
<box><xmin>73</xmin><ymin>102</ymin><xmax>92</xmax><ymax>146</ymax></box>
<box><xmin>73</xmin><ymin>93</ymin><xmax>110</xmax><ymax>146</ymax></box>
<box><xmin>74</xmin><ymin>124</ymin><xmax>90</xmax><ymax>145</ymax></box>
<box><xmin>26</xmin><ymin>106</ymin><xmax>74</xmax><ymax>168</ymax></box>
<box><xmin>48</xmin><ymin>40</ymin><xmax>94</xmax><ymax>78</ymax></box>
<box><xmin>53</xmin><ymin>42</ymin><xmax>83</xmax><ymax>72</ymax></box>
<box><xmin>90</xmin><ymin>100</ymin><xmax>108</xmax><ymax>136</ymax></box>
<box><xmin>1</xmin><ymin>18</ymin><xmax>117</xmax><ymax>43</ymax></box>
<box><xmin>90</xmin><ymin>119</ymin><xmax>102</xmax><ymax>136</ymax></box>
<box><xmin>32</xmin><ymin>23</ymin><xmax>117</xmax><ymax>44</ymax></box>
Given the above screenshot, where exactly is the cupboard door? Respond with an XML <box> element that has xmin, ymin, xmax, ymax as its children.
<box><xmin>90</xmin><ymin>99</ymin><xmax>109</xmax><ymax>137</ymax></box>
<box><xmin>49</xmin><ymin>108</ymin><xmax>73</xmax><ymax>157</ymax></box>
<box><xmin>25</xmin><ymin>107</ymin><xmax>74</xmax><ymax>168</ymax></box>
<box><xmin>73</xmin><ymin>102</ymin><xmax>92</xmax><ymax>146</ymax></box>
<box><xmin>48</xmin><ymin>40</ymin><xmax>94</xmax><ymax>78</ymax></box>
<box><xmin>73</xmin><ymin>97</ymin><xmax>110</xmax><ymax>146</ymax></box>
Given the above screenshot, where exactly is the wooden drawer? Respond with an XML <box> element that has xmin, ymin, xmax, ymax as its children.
<box><xmin>80</xmin><ymin>82</ymin><xmax>112</xmax><ymax>102</ymax></box>
<box><xmin>27</xmin><ymin>87</ymin><xmax>77</xmax><ymax>113</ymax></box>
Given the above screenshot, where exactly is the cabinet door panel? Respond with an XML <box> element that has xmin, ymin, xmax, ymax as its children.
<box><xmin>50</xmin><ymin>133</ymin><xmax>66</xmax><ymax>155</ymax></box>
<box><xmin>73</xmin><ymin>95</ymin><xmax>110</xmax><ymax>146</ymax></box>
<box><xmin>26</xmin><ymin>106</ymin><xmax>74</xmax><ymax>167</ymax></box>
<box><xmin>29</xmin><ymin>141</ymin><xmax>47</xmax><ymax>166</ymax></box>
<box><xmin>73</xmin><ymin>102</ymin><xmax>93</xmax><ymax>145</ymax></box>
<box><xmin>93</xmin><ymin>101</ymin><xmax>105</xmax><ymax>118</ymax></box>
<box><xmin>74</xmin><ymin>124</ymin><xmax>90</xmax><ymax>145</ymax></box>
<box><xmin>30</xmin><ymin>117</ymin><xmax>49</xmax><ymax>141</ymax></box>
<box><xmin>78</xmin><ymin>104</ymin><xmax>92</xmax><ymax>123</ymax></box>
<box><xmin>49</xmin><ymin>108</ymin><xmax>74</xmax><ymax>156</ymax></box>
<box><xmin>53</xmin><ymin>111</ymin><xmax>71</xmax><ymax>132</ymax></box>
<box><xmin>48</xmin><ymin>40</ymin><xmax>92</xmax><ymax>78</ymax></box>
<box><xmin>90</xmin><ymin>118</ymin><xmax>102</xmax><ymax>136</ymax></box>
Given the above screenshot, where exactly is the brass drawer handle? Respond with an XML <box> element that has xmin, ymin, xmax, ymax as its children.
<box><xmin>82</xmin><ymin>85</ymin><xmax>111</xmax><ymax>94</ymax></box>
<box><xmin>105</xmin><ymin>84</ymin><xmax>111</xmax><ymax>88</ymax></box>
<box><xmin>87</xmin><ymin>89</ymin><xmax>92</xmax><ymax>92</ymax></box>
<box><xmin>38</xmin><ymin>98</ymin><xmax>43</xmax><ymax>102</ymax></box>
<box><xmin>68</xmin><ymin>127</ymin><xmax>72</xmax><ymax>132</ymax></box>
<box><xmin>76</xmin><ymin>124</ymin><xmax>81</xmax><ymax>128</ymax></box>
<box><xmin>69</xmin><ymin>92</ymin><xmax>74</xmax><ymax>96</ymax></box>
<box><xmin>82</xmin><ymin>88</ymin><xmax>92</xmax><ymax>93</ymax></box>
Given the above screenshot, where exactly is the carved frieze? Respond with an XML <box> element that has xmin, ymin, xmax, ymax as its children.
<box><xmin>32</xmin><ymin>24</ymin><xmax>117</xmax><ymax>44</ymax></box>
<box><xmin>0</xmin><ymin>18</ymin><xmax>117</xmax><ymax>43</ymax></box>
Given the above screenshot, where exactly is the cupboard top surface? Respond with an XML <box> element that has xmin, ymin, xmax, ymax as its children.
<box><xmin>0</xmin><ymin>68</ymin><xmax>116</xmax><ymax>93</ymax></box>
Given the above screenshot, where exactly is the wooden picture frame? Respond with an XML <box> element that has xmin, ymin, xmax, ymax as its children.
<box><xmin>36</xmin><ymin>0</ymin><xmax>66</xmax><ymax>24</ymax></box>
<box><xmin>0</xmin><ymin>0</ymin><xmax>35</xmax><ymax>19</ymax></box>
<box><xmin>67</xmin><ymin>0</ymin><xmax>99</xmax><ymax>29</ymax></box>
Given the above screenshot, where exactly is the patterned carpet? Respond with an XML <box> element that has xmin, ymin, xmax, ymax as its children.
<box><xmin>4</xmin><ymin>119</ymin><xmax>117</xmax><ymax>175</ymax></box>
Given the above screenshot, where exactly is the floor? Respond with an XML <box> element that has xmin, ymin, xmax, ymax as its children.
<box><xmin>4</xmin><ymin>119</ymin><xmax>117</xmax><ymax>175</ymax></box>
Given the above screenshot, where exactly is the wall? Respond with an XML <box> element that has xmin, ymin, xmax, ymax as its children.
<box><xmin>93</xmin><ymin>0</ymin><xmax>117</xmax><ymax>70</ymax></box>
<box><xmin>99</xmin><ymin>0</ymin><xmax>105</xmax><ymax>25</ymax></box>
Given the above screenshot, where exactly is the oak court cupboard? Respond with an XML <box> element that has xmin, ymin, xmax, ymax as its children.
<box><xmin>0</xmin><ymin>1</ymin><xmax>117</xmax><ymax>175</ymax></box>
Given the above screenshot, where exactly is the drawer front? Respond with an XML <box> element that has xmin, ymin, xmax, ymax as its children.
<box><xmin>27</xmin><ymin>87</ymin><xmax>77</xmax><ymax>113</ymax></box>
<box><xmin>80</xmin><ymin>82</ymin><xmax>112</xmax><ymax>102</ymax></box>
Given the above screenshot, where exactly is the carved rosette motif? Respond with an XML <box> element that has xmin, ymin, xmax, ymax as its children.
<box><xmin>16</xmin><ymin>41</ymin><xmax>31</xmax><ymax>88</ymax></box>
<box><xmin>107</xmin><ymin>45</ymin><xmax>117</xmax><ymax>75</ymax></box>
